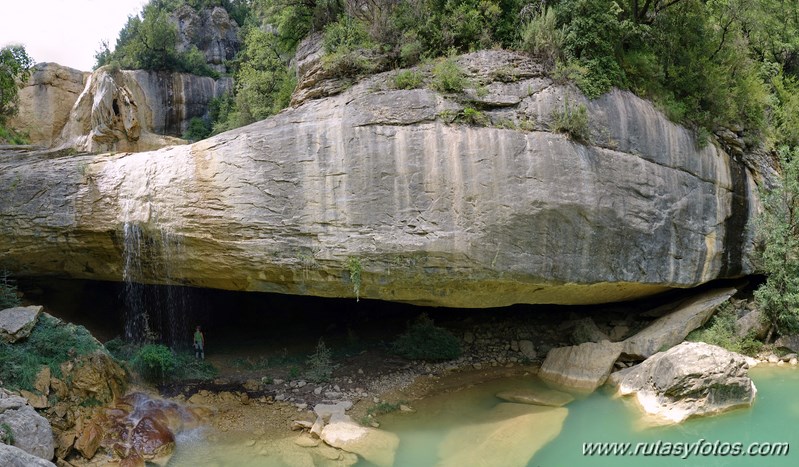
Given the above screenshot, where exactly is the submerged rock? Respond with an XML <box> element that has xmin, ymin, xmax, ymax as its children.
<box><xmin>496</xmin><ymin>387</ymin><xmax>574</xmax><ymax>407</ymax></box>
<box><xmin>438</xmin><ymin>403</ymin><xmax>567</xmax><ymax>467</ymax></box>
<box><xmin>622</xmin><ymin>287</ymin><xmax>738</xmax><ymax>359</ymax></box>
<box><xmin>320</xmin><ymin>417</ymin><xmax>399</xmax><ymax>467</ymax></box>
<box><xmin>614</xmin><ymin>341</ymin><xmax>756</xmax><ymax>424</ymax></box>
<box><xmin>538</xmin><ymin>341</ymin><xmax>622</xmax><ymax>392</ymax></box>
<box><xmin>0</xmin><ymin>305</ymin><xmax>42</xmax><ymax>343</ymax></box>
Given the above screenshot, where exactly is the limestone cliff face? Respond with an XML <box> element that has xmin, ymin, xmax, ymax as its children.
<box><xmin>0</xmin><ymin>51</ymin><xmax>761</xmax><ymax>307</ymax></box>
<box><xmin>8</xmin><ymin>63</ymin><xmax>88</xmax><ymax>147</ymax></box>
<box><xmin>170</xmin><ymin>5</ymin><xmax>241</xmax><ymax>74</ymax></box>
<box><xmin>55</xmin><ymin>69</ymin><xmax>233</xmax><ymax>153</ymax></box>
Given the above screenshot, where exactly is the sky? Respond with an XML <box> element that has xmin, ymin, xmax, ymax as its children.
<box><xmin>0</xmin><ymin>0</ymin><xmax>149</xmax><ymax>71</ymax></box>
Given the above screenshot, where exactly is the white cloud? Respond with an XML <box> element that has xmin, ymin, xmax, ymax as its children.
<box><xmin>0</xmin><ymin>0</ymin><xmax>149</xmax><ymax>71</ymax></box>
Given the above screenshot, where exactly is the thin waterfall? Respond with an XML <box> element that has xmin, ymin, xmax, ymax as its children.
<box><xmin>121</xmin><ymin>220</ymin><xmax>191</xmax><ymax>348</ymax></box>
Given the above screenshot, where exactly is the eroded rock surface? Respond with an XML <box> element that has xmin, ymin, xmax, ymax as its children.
<box><xmin>55</xmin><ymin>68</ymin><xmax>232</xmax><ymax>153</ymax></box>
<box><xmin>0</xmin><ymin>50</ymin><xmax>761</xmax><ymax>307</ymax></box>
<box><xmin>538</xmin><ymin>341</ymin><xmax>622</xmax><ymax>392</ymax></box>
<box><xmin>0</xmin><ymin>443</ymin><xmax>55</xmax><ymax>467</ymax></box>
<box><xmin>614</xmin><ymin>341</ymin><xmax>756</xmax><ymax>423</ymax></box>
<box><xmin>7</xmin><ymin>63</ymin><xmax>88</xmax><ymax>147</ymax></box>
<box><xmin>0</xmin><ymin>305</ymin><xmax>42</xmax><ymax>343</ymax></box>
<box><xmin>0</xmin><ymin>388</ymin><xmax>55</xmax><ymax>461</ymax></box>
<box><xmin>623</xmin><ymin>287</ymin><xmax>738</xmax><ymax>359</ymax></box>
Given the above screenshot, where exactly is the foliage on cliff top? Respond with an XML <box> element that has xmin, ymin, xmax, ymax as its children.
<box><xmin>0</xmin><ymin>45</ymin><xmax>33</xmax><ymax>126</ymax></box>
<box><xmin>99</xmin><ymin>0</ymin><xmax>799</xmax><ymax>147</ymax></box>
<box><xmin>94</xmin><ymin>0</ymin><xmax>250</xmax><ymax>77</ymax></box>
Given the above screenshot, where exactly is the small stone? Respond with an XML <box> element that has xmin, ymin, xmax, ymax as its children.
<box><xmin>245</xmin><ymin>439</ymin><xmax>256</xmax><ymax>447</ymax></box>
<box><xmin>275</xmin><ymin>394</ymin><xmax>286</xmax><ymax>401</ymax></box>
<box><xmin>768</xmin><ymin>354</ymin><xmax>780</xmax><ymax>364</ymax></box>
<box><xmin>518</xmin><ymin>340</ymin><xmax>536</xmax><ymax>360</ymax></box>
<box><xmin>314</xmin><ymin>387</ymin><xmax>323</xmax><ymax>395</ymax></box>
<box><xmin>358</xmin><ymin>369</ymin><xmax>364</xmax><ymax>374</ymax></box>
<box><xmin>399</xmin><ymin>404</ymin><xmax>414</xmax><ymax>413</ymax></box>
<box><xmin>334</xmin><ymin>385</ymin><xmax>341</xmax><ymax>392</ymax></box>
<box><xmin>294</xmin><ymin>434</ymin><xmax>320</xmax><ymax>447</ymax></box>
<box><xmin>274</xmin><ymin>379</ymin><xmax>285</xmax><ymax>385</ymax></box>
<box><xmin>791</xmin><ymin>358</ymin><xmax>798</xmax><ymax>366</ymax></box>
<box><xmin>473</xmin><ymin>363</ymin><xmax>482</xmax><ymax>370</ymax></box>
<box><xmin>291</xmin><ymin>420</ymin><xmax>313</xmax><ymax>431</ymax></box>
<box><xmin>463</xmin><ymin>331</ymin><xmax>475</xmax><ymax>344</ymax></box>
<box><xmin>297</xmin><ymin>380</ymin><xmax>307</xmax><ymax>388</ymax></box>
<box><xmin>296</xmin><ymin>403</ymin><xmax>308</xmax><ymax>410</ymax></box>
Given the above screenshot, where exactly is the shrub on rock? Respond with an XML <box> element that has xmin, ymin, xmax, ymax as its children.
<box><xmin>392</xmin><ymin>314</ymin><xmax>461</xmax><ymax>361</ymax></box>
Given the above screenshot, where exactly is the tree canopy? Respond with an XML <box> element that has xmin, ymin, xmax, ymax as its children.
<box><xmin>0</xmin><ymin>45</ymin><xmax>33</xmax><ymax>125</ymax></box>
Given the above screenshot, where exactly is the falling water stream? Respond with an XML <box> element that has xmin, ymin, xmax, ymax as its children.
<box><xmin>121</xmin><ymin>220</ymin><xmax>189</xmax><ymax>347</ymax></box>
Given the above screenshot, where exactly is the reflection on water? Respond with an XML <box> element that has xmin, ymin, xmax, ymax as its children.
<box><xmin>168</xmin><ymin>367</ymin><xmax>799</xmax><ymax>466</ymax></box>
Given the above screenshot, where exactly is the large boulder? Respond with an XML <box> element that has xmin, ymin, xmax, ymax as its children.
<box><xmin>438</xmin><ymin>403</ymin><xmax>568</xmax><ymax>467</ymax></box>
<box><xmin>613</xmin><ymin>341</ymin><xmax>756</xmax><ymax>424</ymax></box>
<box><xmin>538</xmin><ymin>341</ymin><xmax>623</xmax><ymax>392</ymax></box>
<box><xmin>0</xmin><ymin>444</ymin><xmax>55</xmax><ymax>467</ymax></box>
<box><xmin>734</xmin><ymin>307</ymin><xmax>769</xmax><ymax>340</ymax></box>
<box><xmin>0</xmin><ymin>50</ymin><xmax>761</xmax><ymax>307</ymax></box>
<box><xmin>7</xmin><ymin>63</ymin><xmax>88</xmax><ymax>147</ymax></box>
<box><xmin>775</xmin><ymin>334</ymin><xmax>799</xmax><ymax>353</ymax></box>
<box><xmin>0</xmin><ymin>388</ymin><xmax>55</xmax><ymax>460</ymax></box>
<box><xmin>623</xmin><ymin>287</ymin><xmax>737</xmax><ymax>359</ymax></box>
<box><xmin>0</xmin><ymin>305</ymin><xmax>42</xmax><ymax>343</ymax></box>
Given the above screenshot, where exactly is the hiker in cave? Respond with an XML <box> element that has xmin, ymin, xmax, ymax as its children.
<box><xmin>193</xmin><ymin>325</ymin><xmax>205</xmax><ymax>360</ymax></box>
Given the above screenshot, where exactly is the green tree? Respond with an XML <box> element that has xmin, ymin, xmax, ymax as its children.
<box><xmin>755</xmin><ymin>147</ymin><xmax>799</xmax><ymax>341</ymax></box>
<box><xmin>0</xmin><ymin>45</ymin><xmax>33</xmax><ymax>124</ymax></box>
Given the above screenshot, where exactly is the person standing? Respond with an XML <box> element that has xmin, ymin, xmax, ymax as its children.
<box><xmin>193</xmin><ymin>325</ymin><xmax>205</xmax><ymax>360</ymax></box>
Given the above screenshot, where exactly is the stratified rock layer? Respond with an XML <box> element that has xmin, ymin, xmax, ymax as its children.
<box><xmin>0</xmin><ymin>51</ymin><xmax>760</xmax><ymax>307</ymax></box>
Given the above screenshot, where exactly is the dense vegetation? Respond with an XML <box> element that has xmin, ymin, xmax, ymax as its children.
<box><xmin>95</xmin><ymin>0</ymin><xmax>799</xmax><ymax>145</ymax></box>
<box><xmin>755</xmin><ymin>147</ymin><xmax>799</xmax><ymax>341</ymax></box>
<box><xmin>0</xmin><ymin>314</ymin><xmax>100</xmax><ymax>391</ymax></box>
<box><xmin>0</xmin><ymin>45</ymin><xmax>33</xmax><ymax>144</ymax></box>
<box><xmin>94</xmin><ymin>0</ymin><xmax>251</xmax><ymax>77</ymax></box>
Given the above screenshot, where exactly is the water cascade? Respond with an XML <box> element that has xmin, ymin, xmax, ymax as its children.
<box><xmin>121</xmin><ymin>219</ymin><xmax>191</xmax><ymax>347</ymax></box>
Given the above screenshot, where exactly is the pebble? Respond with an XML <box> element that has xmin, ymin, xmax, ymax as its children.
<box><xmin>314</xmin><ymin>387</ymin><xmax>323</xmax><ymax>395</ymax></box>
<box><xmin>245</xmin><ymin>440</ymin><xmax>255</xmax><ymax>447</ymax></box>
<box><xmin>275</xmin><ymin>394</ymin><xmax>286</xmax><ymax>401</ymax></box>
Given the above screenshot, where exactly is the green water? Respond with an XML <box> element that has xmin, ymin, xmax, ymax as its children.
<box><xmin>169</xmin><ymin>366</ymin><xmax>799</xmax><ymax>466</ymax></box>
<box><xmin>381</xmin><ymin>366</ymin><xmax>799</xmax><ymax>467</ymax></box>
